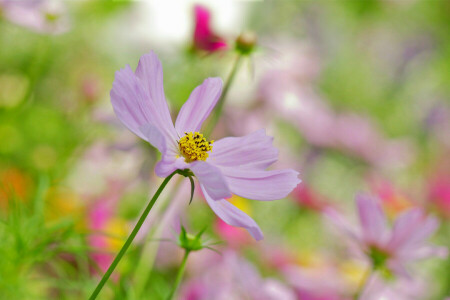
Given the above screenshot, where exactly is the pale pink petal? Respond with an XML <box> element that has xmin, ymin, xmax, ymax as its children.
<box><xmin>356</xmin><ymin>193</ymin><xmax>388</xmax><ymax>246</ymax></box>
<box><xmin>175</xmin><ymin>78</ymin><xmax>222</xmax><ymax>134</ymax></box>
<box><xmin>110</xmin><ymin>65</ymin><xmax>151</xmax><ymax>140</ymax></box>
<box><xmin>387</xmin><ymin>260</ymin><xmax>411</xmax><ymax>279</ymax></box>
<box><xmin>135</xmin><ymin>51</ymin><xmax>177</xmax><ymax>142</ymax></box>
<box><xmin>388</xmin><ymin>208</ymin><xmax>439</xmax><ymax>252</ymax></box>
<box><xmin>110</xmin><ymin>53</ymin><xmax>177</xmax><ymax>143</ymax></box>
<box><xmin>219</xmin><ymin>167</ymin><xmax>300</xmax><ymax>201</ymax></box>
<box><xmin>139</xmin><ymin>123</ymin><xmax>167</xmax><ymax>154</ymax></box>
<box><xmin>400</xmin><ymin>246</ymin><xmax>448</xmax><ymax>260</ymax></box>
<box><xmin>201</xmin><ymin>185</ymin><xmax>263</xmax><ymax>240</ymax></box>
<box><xmin>190</xmin><ymin>161</ymin><xmax>231</xmax><ymax>200</ymax></box>
<box><xmin>208</xmin><ymin>129</ymin><xmax>278</xmax><ymax>170</ymax></box>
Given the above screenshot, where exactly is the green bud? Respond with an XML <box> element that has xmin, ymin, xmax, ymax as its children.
<box><xmin>177</xmin><ymin>226</ymin><xmax>206</xmax><ymax>252</ymax></box>
<box><xmin>235</xmin><ymin>31</ymin><xmax>257</xmax><ymax>55</ymax></box>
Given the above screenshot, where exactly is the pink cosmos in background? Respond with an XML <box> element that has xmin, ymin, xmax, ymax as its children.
<box><xmin>110</xmin><ymin>51</ymin><xmax>300</xmax><ymax>240</ymax></box>
<box><xmin>325</xmin><ymin>193</ymin><xmax>447</xmax><ymax>278</ymax></box>
<box><xmin>0</xmin><ymin>0</ymin><xmax>69</xmax><ymax>34</ymax></box>
<box><xmin>192</xmin><ymin>4</ymin><xmax>227</xmax><ymax>52</ymax></box>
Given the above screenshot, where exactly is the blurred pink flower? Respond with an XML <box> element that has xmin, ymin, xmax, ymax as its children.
<box><xmin>360</xmin><ymin>273</ymin><xmax>427</xmax><ymax>300</ymax></box>
<box><xmin>427</xmin><ymin>174</ymin><xmax>450</xmax><ymax>219</ymax></box>
<box><xmin>179</xmin><ymin>251</ymin><xmax>296</xmax><ymax>300</ymax></box>
<box><xmin>192</xmin><ymin>4</ymin><xmax>227</xmax><ymax>52</ymax></box>
<box><xmin>88</xmin><ymin>184</ymin><xmax>128</xmax><ymax>275</ymax></box>
<box><xmin>283</xmin><ymin>265</ymin><xmax>350</xmax><ymax>300</ymax></box>
<box><xmin>291</xmin><ymin>184</ymin><xmax>330</xmax><ymax>212</ymax></box>
<box><xmin>368</xmin><ymin>178</ymin><xmax>416</xmax><ymax>218</ymax></box>
<box><xmin>325</xmin><ymin>194</ymin><xmax>447</xmax><ymax>278</ymax></box>
<box><xmin>0</xmin><ymin>0</ymin><xmax>70</xmax><ymax>34</ymax></box>
<box><xmin>110</xmin><ymin>51</ymin><xmax>300</xmax><ymax>240</ymax></box>
<box><xmin>214</xmin><ymin>218</ymin><xmax>252</xmax><ymax>248</ymax></box>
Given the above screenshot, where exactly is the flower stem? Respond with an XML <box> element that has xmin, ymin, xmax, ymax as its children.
<box><xmin>205</xmin><ymin>54</ymin><xmax>243</xmax><ymax>136</ymax></box>
<box><xmin>166</xmin><ymin>250</ymin><xmax>190</xmax><ymax>300</ymax></box>
<box><xmin>133</xmin><ymin>176</ymin><xmax>185</xmax><ymax>297</ymax></box>
<box><xmin>353</xmin><ymin>267</ymin><xmax>373</xmax><ymax>300</ymax></box>
<box><xmin>89</xmin><ymin>170</ymin><xmax>178</xmax><ymax>300</ymax></box>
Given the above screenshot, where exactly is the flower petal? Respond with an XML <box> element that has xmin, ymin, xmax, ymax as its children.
<box><xmin>110</xmin><ymin>65</ymin><xmax>152</xmax><ymax>140</ymax></box>
<box><xmin>323</xmin><ymin>207</ymin><xmax>361</xmax><ymax>244</ymax></box>
<box><xmin>388</xmin><ymin>208</ymin><xmax>439</xmax><ymax>252</ymax></box>
<box><xmin>386</xmin><ymin>260</ymin><xmax>411</xmax><ymax>279</ymax></box>
<box><xmin>135</xmin><ymin>51</ymin><xmax>177</xmax><ymax>142</ymax></box>
<box><xmin>219</xmin><ymin>167</ymin><xmax>300</xmax><ymax>201</ymax></box>
<box><xmin>175</xmin><ymin>78</ymin><xmax>222</xmax><ymax>134</ymax></box>
<box><xmin>208</xmin><ymin>129</ymin><xmax>278</xmax><ymax>170</ymax></box>
<box><xmin>356</xmin><ymin>193</ymin><xmax>388</xmax><ymax>246</ymax></box>
<box><xmin>201</xmin><ymin>185</ymin><xmax>263</xmax><ymax>240</ymax></box>
<box><xmin>110</xmin><ymin>52</ymin><xmax>177</xmax><ymax>143</ymax></box>
<box><xmin>190</xmin><ymin>161</ymin><xmax>231</xmax><ymax>200</ymax></box>
<box><xmin>400</xmin><ymin>246</ymin><xmax>448</xmax><ymax>260</ymax></box>
<box><xmin>139</xmin><ymin>123</ymin><xmax>166</xmax><ymax>154</ymax></box>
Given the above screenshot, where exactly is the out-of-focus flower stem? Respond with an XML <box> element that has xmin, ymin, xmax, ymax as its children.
<box><xmin>353</xmin><ymin>267</ymin><xmax>373</xmax><ymax>300</ymax></box>
<box><xmin>166</xmin><ymin>250</ymin><xmax>190</xmax><ymax>300</ymax></box>
<box><xmin>205</xmin><ymin>54</ymin><xmax>243</xmax><ymax>136</ymax></box>
<box><xmin>88</xmin><ymin>170</ymin><xmax>178</xmax><ymax>300</ymax></box>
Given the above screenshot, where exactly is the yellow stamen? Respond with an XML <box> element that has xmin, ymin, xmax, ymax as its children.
<box><xmin>178</xmin><ymin>132</ymin><xmax>214</xmax><ymax>163</ymax></box>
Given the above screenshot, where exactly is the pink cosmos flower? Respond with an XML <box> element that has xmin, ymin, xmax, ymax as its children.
<box><xmin>325</xmin><ymin>194</ymin><xmax>447</xmax><ymax>277</ymax></box>
<box><xmin>192</xmin><ymin>5</ymin><xmax>227</xmax><ymax>52</ymax></box>
<box><xmin>110</xmin><ymin>51</ymin><xmax>300</xmax><ymax>240</ymax></box>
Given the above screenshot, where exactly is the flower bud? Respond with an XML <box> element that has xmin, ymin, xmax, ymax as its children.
<box><xmin>235</xmin><ymin>31</ymin><xmax>257</xmax><ymax>55</ymax></box>
<box><xmin>177</xmin><ymin>226</ymin><xmax>206</xmax><ymax>252</ymax></box>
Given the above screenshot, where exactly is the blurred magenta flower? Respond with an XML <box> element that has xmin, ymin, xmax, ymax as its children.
<box><xmin>0</xmin><ymin>0</ymin><xmax>70</xmax><ymax>34</ymax></box>
<box><xmin>192</xmin><ymin>4</ymin><xmax>227</xmax><ymax>52</ymax></box>
<box><xmin>110</xmin><ymin>51</ymin><xmax>300</xmax><ymax>240</ymax></box>
<box><xmin>325</xmin><ymin>194</ymin><xmax>447</xmax><ymax>278</ymax></box>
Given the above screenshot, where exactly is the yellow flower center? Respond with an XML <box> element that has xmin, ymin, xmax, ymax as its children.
<box><xmin>178</xmin><ymin>132</ymin><xmax>214</xmax><ymax>163</ymax></box>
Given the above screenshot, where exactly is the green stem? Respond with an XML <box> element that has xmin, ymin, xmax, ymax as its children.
<box><xmin>166</xmin><ymin>250</ymin><xmax>190</xmax><ymax>300</ymax></box>
<box><xmin>353</xmin><ymin>267</ymin><xmax>373</xmax><ymax>300</ymax></box>
<box><xmin>89</xmin><ymin>170</ymin><xmax>178</xmax><ymax>300</ymax></box>
<box><xmin>205</xmin><ymin>54</ymin><xmax>243</xmax><ymax>136</ymax></box>
<box><xmin>133</xmin><ymin>176</ymin><xmax>185</xmax><ymax>297</ymax></box>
